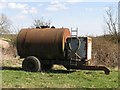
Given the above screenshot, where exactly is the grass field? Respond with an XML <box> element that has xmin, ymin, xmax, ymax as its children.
<box><xmin>1</xmin><ymin>69</ymin><xmax>118</xmax><ymax>88</ymax></box>
<box><xmin>1</xmin><ymin>65</ymin><xmax>119</xmax><ymax>88</ymax></box>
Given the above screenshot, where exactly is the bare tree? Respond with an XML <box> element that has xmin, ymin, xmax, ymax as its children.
<box><xmin>32</xmin><ymin>17</ymin><xmax>51</xmax><ymax>28</ymax></box>
<box><xmin>104</xmin><ymin>7</ymin><xmax>118</xmax><ymax>42</ymax></box>
<box><xmin>0</xmin><ymin>13</ymin><xmax>11</xmax><ymax>34</ymax></box>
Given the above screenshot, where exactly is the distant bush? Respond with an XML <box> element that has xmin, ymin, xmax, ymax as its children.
<box><xmin>92</xmin><ymin>36</ymin><xmax>118</xmax><ymax>67</ymax></box>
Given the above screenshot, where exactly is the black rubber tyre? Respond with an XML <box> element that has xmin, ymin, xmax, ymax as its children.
<box><xmin>42</xmin><ymin>64</ymin><xmax>53</xmax><ymax>71</ymax></box>
<box><xmin>22</xmin><ymin>56</ymin><xmax>41</xmax><ymax>72</ymax></box>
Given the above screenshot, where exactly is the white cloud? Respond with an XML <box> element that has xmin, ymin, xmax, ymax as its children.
<box><xmin>14</xmin><ymin>14</ymin><xmax>28</xmax><ymax>20</ymax></box>
<box><xmin>1</xmin><ymin>0</ymin><xmax>6</xmax><ymax>2</ymax></box>
<box><xmin>7</xmin><ymin>2</ymin><xmax>38</xmax><ymax>14</ymax></box>
<box><xmin>29</xmin><ymin>7</ymin><xmax>38</xmax><ymax>14</ymax></box>
<box><xmin>103</xmin><ymin>6</ymin><xmax>110</xmax><ymax>11</ymax></box>
<box><xmin>67</xmin><ymin>0</ymin><xmax>119</xmax><ymax>2</ymax></box>
<box><xmin>0</xmin><ymin>1</ymin><xmax>7</xmax><ymax>9</ymax></box>
<box><xmin>21</xmin><ymin>7</ymin><xmax>38</xmax><ymax>14</ymax></box>
<box><xmin>21</xmin><ymin>9</ymin><xmax>29</xmax><ymax>14</ymax></box>
<box><xmin>67</xmin><ymin>0</ymin><xmax>84</xmax><ymax>3</ymax></box>
<box><xmin>85</xmin><ymin>7</ymin><xmax>94</xmax><ymax>11</ymax></box>
<box><xmin>8</xmin><ymin>3</ymin><xmax>29</xmax><ymax>9</ymax></box>
<box><xmin>85</xmin><ymin>7</ymin><xmax>111</xmax><ymax>12</ymax></box>
<box><xmin>46</xmin><ymin>1</ymin><xmax>68</xmax><ymax>11</ymax></box>
<box><xmin>18</xmin><ymin>15</ymin><xmax>27</xmax><ymax>19</ymax></box>
<box><xmin>0</xmin><ymin>3</ymin><xmax>6</xmax><ymax>9</ymax></box>
<box><xmin>38</xmin><ymin>3</ymin><xmax>42</xmax><ymax>6</ymax></box>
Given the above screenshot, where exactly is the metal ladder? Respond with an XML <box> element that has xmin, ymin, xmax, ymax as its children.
<box><xmin>71</xmin><ymin>28</ymin><xmax>78</xmax><ymax>37</ymax></box>
<box><xmin>70</xmin><ymin>28</ymin><xmax>78</xmax><ymax>66</ymax></box>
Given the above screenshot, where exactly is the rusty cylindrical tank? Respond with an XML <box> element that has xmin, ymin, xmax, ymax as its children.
<box><xmin>17</xmin><ymin>28</ymin><xmax>70</xmax><ymax>60</ymax></box>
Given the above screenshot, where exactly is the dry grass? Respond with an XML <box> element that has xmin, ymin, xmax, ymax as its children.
<box><xmin>92</xmin><ymin>36</ymin><xmax>118</xmax><ymax>68</ymax></box>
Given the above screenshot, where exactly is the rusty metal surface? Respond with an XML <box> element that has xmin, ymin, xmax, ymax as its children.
<box><xmin>17</xmin><ymin>29</ymin><xmax>28</xmax><ymax>57</ymax></box>
<box><xmin>17</xmin><ymin>28</ymin><xmax>70</xmax><ymax>59</ymax></box>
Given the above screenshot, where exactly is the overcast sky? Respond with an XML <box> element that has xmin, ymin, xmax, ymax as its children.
<box><xmin>0</xmin><ymin>0</ymin><xmax>119</xmax><ymax>36</ymax></box>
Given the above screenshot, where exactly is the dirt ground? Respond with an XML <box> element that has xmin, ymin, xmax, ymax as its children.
<box><xmin>0</xmin><ymin>38</ymin><xmax>18</xmax><ymax>66</ymax></box>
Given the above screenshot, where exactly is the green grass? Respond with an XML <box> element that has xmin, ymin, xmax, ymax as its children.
<box><xmin>1</xmin><ymin>58</ymin><xmax>119</xmax><ymax>88</ymax></box>
<box><xmin>1</xmin><ymin>67</ymin><xmax>118</xmax><ymax>88</ymax></box>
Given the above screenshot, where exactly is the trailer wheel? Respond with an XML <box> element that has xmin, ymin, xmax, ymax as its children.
<box><xmin>42</xmin><ymin>64</ymin><xmax>53</xmax><ymax>71</ymax></box>
<box><xmin>22</xmin><ymin>56</ymin><xmax>41</xmax><ymax>72</ymax></box>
